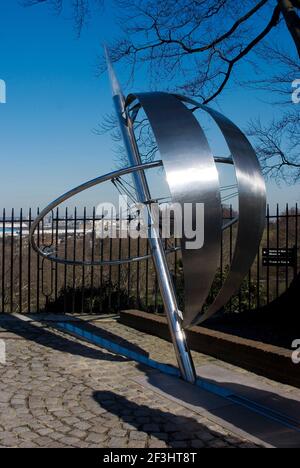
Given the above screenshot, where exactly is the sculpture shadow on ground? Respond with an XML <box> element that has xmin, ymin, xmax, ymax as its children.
<box><xmin>93</xmin><ymin>356</ymin><xmax>300</xmax><ymax>448</ymax></box>
<box><xmin>0</xmin><ymin>314</ymin><xmax>148</xmax><ymax>363</ymax></box>
<box><xmin>128</xmin><ymin>365</ymin><xmax>300</xmax><ymax>448</ymax></box>
<box><xmin>92</xmin><ymin>389</ymin><xmax>250</xmax><ymax>448</ymax></box>
<box><xmin>2</xmin><ymin>314</ymin><xmax>300</xmax><ymax>447</ymax></box>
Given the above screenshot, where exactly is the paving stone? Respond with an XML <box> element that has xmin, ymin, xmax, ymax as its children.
<box><xmin>37</xmin><ymin>428</ymin><xmax>54</xmax><ymax>436</ymax></box>
<box><xmin>108</xmin><ymin>437</ymin><xmax>128</xmax><ymax>448</ymax></box>
<box><xmin>127</xmin><ymin>440</ymin><xmax>147</xmax><ymax>448</ymax></box>
<box><xmin>129</xmin><ymin>431</ymin><xmax>148</xmax><ymax>441</ymax></box>
<box><xmin>207</xmin><ymin>439</ymin><xmax>229</xmax><ymax>448</ymax></box>
<box><xmin>191</xmin><ymin>439</ymin><xmax>205</xmax><ymax>448</ymax></box>
<box><xmin>169</xmin><ymin>441</ymin><xmax>189</xmax><ymax>448</ymax></box>
<box><xmin>148</xmin><ymin>440</ymin><xmax>168</xmax><ymax>448</ymax></box>
<box><xmin>152</xmin><ymin>432</ymin><xmax>169</xmax><ymax>441</ymax></box>
<box><xmin>239</xmin><ymin>442</ymin><xmax>259</xmax><ymax>448</ymax></box>
<box><xmin>69</xmin><ymin>429</ymin><xmax>86</xmax><ymax>439</ymax></box>
<box><xmin>172</xmin><ymin>431</ymin><xmax>190</xmax><ymax>441</ymax></box>
<box><xmin>89</xmin><ymin>425</ymin><xmax>109</xmax><ymax>435</ymax></box>
<box><xmin>0</xmin><ymin>317</ymin><xmax>275</xmax><ymax>448</ymax></box>
<box><xmin>142</xmin><ymin>423</ymin><xmax>160</xmax><ymax>433</ymax></box>
<box><xmin>19</xmin><ymin>441</ymin><xmax>39</xmax><ymax>448</ymax></box>
<box><xmin>85</xmin><ymin>432</ymin><xmax>108</xmax><ymax>444</ymax></box>
<box><xmin>109</xmin><ymin>429</ymin><xmax>127</xmax><ymax>438</ymax></box>
<box><xmin>196</xmin><ymin>431</ymin><xmax>215</xmax><ymax>442</ymax></box>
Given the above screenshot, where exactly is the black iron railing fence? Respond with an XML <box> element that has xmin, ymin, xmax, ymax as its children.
<box><xmin>0</xmin><ymin>204</ymin><xmax>299</xmax><ymax>315</ymax></box>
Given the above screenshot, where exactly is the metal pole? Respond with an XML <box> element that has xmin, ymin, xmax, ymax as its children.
<box><xmin>105</xmin><ymin>48</ymin><xmax>196</xmax><ymax>383</ymax></box>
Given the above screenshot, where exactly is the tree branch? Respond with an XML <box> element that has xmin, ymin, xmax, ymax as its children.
<box><xmin>278</xmin><ymin>0</ymin><xmax>300</xmax><ymax>57</ymax></box>
<box><xmin>204</xmin><ymin>5</ymin><xmax>281</xmax><ymax>103</ymax></box>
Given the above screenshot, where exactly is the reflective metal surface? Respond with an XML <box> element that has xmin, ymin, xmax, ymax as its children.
<box><xmin>126</xmin><ymin>93</ymin><xmax>266</xmax><ymax>328</ymax></box>
<box><xmin>107</xmin><ymin>55</ymin><xmax>196</xmax><ymax>384</ymax></box>
<box><xmin>178</xmin><ymin>96</ymin><xmax>266</xmax><ymax>325</ymax></box>
<box><xmin>202</xmin><ymin>104</ymin><xmax>266</xmax><ymax>324</ymax></box>
<box><xmin>29</xmin><ymin>160</ymin><xmax>163</xmax><ymax>264</ymax></box>
<box><xmin>127</xmin><ymin>92</ymin><xmax>223</xmax><ymax>328</ymax></box>
<box><xmin>30</xmin><ymin>80</ymin><xmax>266</xmax><ymax>380</ymax></box>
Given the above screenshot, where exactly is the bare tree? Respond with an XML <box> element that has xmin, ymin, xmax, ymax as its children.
<box><xmin>247</xmin><ymin>45</ymin><xmax>300</xmax><ymax>182</ymax></box>
<box><xmin>93</xmin><ymin>112</ymin><xmax>158</xmax><ymax>166</ymax></box>
<box><xmin>279</xmin><ymin>0</ymin><xmax>300</xmax><ymax>56</ymax></box>
<box><xmin>101</xmin><ymin>1</ymin><xmax>299</xmax><ymax>183</ymax></box>
<box><xmin>101</xmin><ymin>0</ymin><xmax>299</xmax><ymax>103</ymax></box>
<box><xmin>248</xmin><ymin>112</ymin><xmax>300</xmax><ymax>182</ymax></box>
<box><xmin>24</xmin><ymin>1</ymin><xmax>300</xmax><ymax>100</ymax></box>
<box><xmin>24</xmin><ymin>0</ymin><xmax>300</xmax><ymax>182</ymax></box>
<box><xmin>22</xmin><ymin>0</ymin><xmax>104</xmax><ymax>36</ymax></box>
<box><xmin>244</xmin><ymin>44</ymin><xmax>300</xmax><ymax>102</ymax></box>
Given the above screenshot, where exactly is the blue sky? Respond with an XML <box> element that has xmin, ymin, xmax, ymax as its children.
<box><xmin>0</xmin><ymin>0</ymin><xmax>299</xmax><ymax>214</ymax></box>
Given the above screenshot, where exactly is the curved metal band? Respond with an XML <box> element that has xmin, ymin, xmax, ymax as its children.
<box><xmin>127</xmin><ymin>92</ymin><xmax>223</xmax><ymax>328</ymax></box>
<box><xmin>30</xmin><ymin>92</ymin><xmax>264</xmax><ymax>327</ymax></box>
<box><xmin>178</xmin><ymin>95</ymin><xmax>266</xmax><ymax>325</ymax></box>
<box><xmin>35</xmin><ymin>246</ymin><xmax>181</xmax><ymax>268</ymax></box>
<box><xmin>30</xmin><ymin>152</ymin><xmax>235</xmax><ymax>269</ymax></box>
<box><xmin>29</xmin><ymin>161</ymin><xmax>163</xmax><ymax>265</ymax></box>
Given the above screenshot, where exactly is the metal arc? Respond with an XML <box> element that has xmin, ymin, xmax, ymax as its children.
<box><xmin>29</xmin><ymin>161</ymin><xmax>162</xmax><ymax>266</ymax></box>
<box><xmin>127</xmin><ymin>92</ymin><xmax>223</xmax><ymax>328</ymax></box>
<box><xmin>178</xmin><ymin>95</ymin><xmax>266</xmax><ymax>325</ymax></box>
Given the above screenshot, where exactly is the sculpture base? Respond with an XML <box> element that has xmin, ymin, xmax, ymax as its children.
<box><xmin>120</xmin><ymin>309</ymin><xmax>300</xmax><ymax>388</ymax></box>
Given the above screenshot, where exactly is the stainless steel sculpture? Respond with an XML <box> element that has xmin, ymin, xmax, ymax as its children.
<box><xmin>30</xmin><ymin>52</ymin><xmax>266</xmax><ymax>384</ymax></box>
<box><xmin>106</xmin><ymin>52</ymin><xmax>196</xmax><ymax>384</ymax></box>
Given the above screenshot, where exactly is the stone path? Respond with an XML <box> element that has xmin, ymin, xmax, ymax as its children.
<box><xmin>0</xmin><ymin>314</ymin><xmax>294</xmax><ymax>449</ymax></box>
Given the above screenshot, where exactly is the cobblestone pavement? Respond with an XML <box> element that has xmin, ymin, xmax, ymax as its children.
<box><xmin>0</xmin><ymin>314</ymin><xmax>290</xmax><ymax>449</ymax></box>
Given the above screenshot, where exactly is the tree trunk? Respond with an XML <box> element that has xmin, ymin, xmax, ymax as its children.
<box><xmin>278</xmin><ymin>0</ymin><xmax>300</xmax><ymax>57</ymax></box>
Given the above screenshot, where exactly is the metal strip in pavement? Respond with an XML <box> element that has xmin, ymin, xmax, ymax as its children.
<box><xmin>12</xmin><ymin>315</ymin><xmax>300</xmax><ymax>442</ymax></box>
<box><xmin>53</xmin><ymin>321</ymin><xmax>300</xmax><ymax>436</ymax></box>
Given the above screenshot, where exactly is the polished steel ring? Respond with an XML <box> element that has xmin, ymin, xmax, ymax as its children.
<box><xmin>29</xmin><ymin>161</ymin><xmax>165</xmax><ymax>266</ymax></box>
<box><xmin>30</xmin><ymin>158</ymin><xmax>237</xmax><ymax>268</ymax></box>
